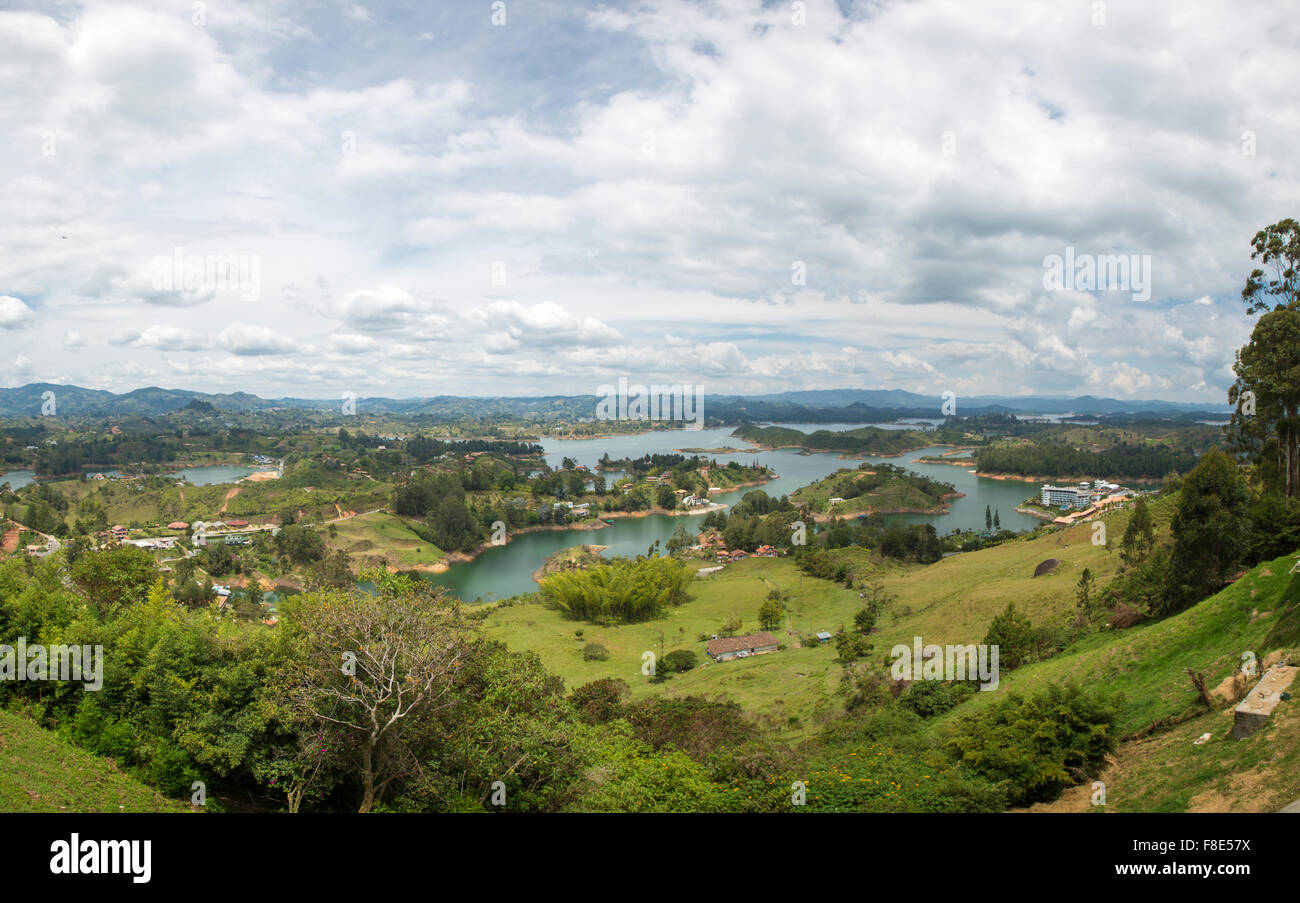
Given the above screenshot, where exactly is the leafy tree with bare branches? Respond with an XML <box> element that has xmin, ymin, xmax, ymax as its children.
<box><xmin>280</xmin><ymin>569</ymin><xmax>472</xmax><ymax>812</ymax></box>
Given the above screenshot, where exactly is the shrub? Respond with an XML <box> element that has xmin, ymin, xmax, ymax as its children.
<box><xmin>835</xmin><ymin>629</ymin><xmax>870</xmax><ymax>664</ymax></box>
<box><xmin>899</xmin><ymin>680</ymin><xmax>975</xmax><ymax>718</ymax></box>
<box><xmin>570</xmin><ymin>678</ymin><xmax>629</xmax><ymax>723</ymax></box>
<box><xmin>798</xmin><ymin>741</ymin><xmax>1003</xmax><ymax>813</ymax></box>
<box><xmin>945</xmin><ymin>680</ymin><xmax>1120</xmax><ymax>806</ymax></box>
<box><xmin>582</xmin><ymin>642</ymin><xmax>610</xmax><ymax>662</ymax></box>
<box><xmin>1108</xmin><ymin>603</ymin><xmax>1145</xmax><ymax>629</ymax></box>
<box><xmin>661</xmin><ymin>649</ymin><xmax>698</xmax><ymax>674</ymax></box>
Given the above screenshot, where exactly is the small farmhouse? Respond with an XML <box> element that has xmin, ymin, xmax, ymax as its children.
<box><xmin>706</xmin><ymin>631</ymin><xmax>780</xmax><ymax>662</ymax></box>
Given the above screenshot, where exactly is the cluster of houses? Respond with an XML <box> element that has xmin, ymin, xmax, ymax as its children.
<box><xmin>695</xmin><ymin>532</ymin><xmax>782</xmax><ymax>563</ymax></box>
<box><xmin>95</xmin><ymin>518</ymin><xmax>271</xmax><ymax>549</ymax></box>
<box><xmin>126</xmin><ymin>536</ymin><xmax>177</xmax><ymax>551</ymax></box>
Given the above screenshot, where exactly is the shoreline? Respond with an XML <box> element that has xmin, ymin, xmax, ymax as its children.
<box><xmin>973</xmin><ymin>471</ymin><xmax>1046</xmax><ymax>483</ymax></box>
<box><xmin>531</xmin><ymin>544</ymin><xmax>609</xmax><ymax>582</ymax></box>
<box><xmin>809</xmin><ymin>490</ymin><xmax>967</xmax><ymax>522</ymax></box>
<box><xmin>913</xmin><ymin>456</ymin><xmax>978</xmax><ymax>468</ymax></box>
<box><xmin>402</xmin><ymin>501</ymin><xmax>733</xmax><ymax>573</ymax></box>
<box><xmin>707</xmin><ymin>475</ymin><xmax>776</xmax><ymax>493</ymax></box>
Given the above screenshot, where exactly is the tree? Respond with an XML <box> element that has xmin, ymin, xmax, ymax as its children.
<box><xmin>1232</xmin><ymin>219</ymin><xmax>1300</xmax><ymax>496</ymax></box>
<box><xmin>1240</xmin><ymin>217</ymin><xmax>1300</xmax><ymax>315</ymax></box>
<box><xmin>1230</xmin><ymin>308</ymin><xmax>1300</xmax><ymax>496</ymax></box>
<box><xmin>853</xmin><ymin>606</ymin><xmax>876</xmax><ymax>635</ymax></box>
<box><xmin>1119</xmin><ymin>497</ymin><xmax>1155</xmax><ymax>565</ymax></box>
<box><xmin>858</xmin><ymin>577</ymin><xmax>896</xmax><ymax>617</ymax></box>
<box><xmin>69</xmin><ymin>545</ymin><xmax>159</xmax><ymax>612</ymax></box>
<box><xmin>758</xmin><ymin>597</ymin><xmax>784</xmax><ymax>632</ymax></box>
<box><xmin>985</xmin><ymin>505</ymin><xmax>992</xmax><ymax>531</ymax></box>
<box><xmin>983</xmin><ymin>602</ymin><xmax>1034</xmax><ymax>670</ymax></box>
<box><xmin>202</xmin><ymin>540</ymin><xmax>235</xmax><ymax>577</ymax></box>
<box><xmin>256</xmin><ymin>727</ymin><xmax>344</xmax><ymax>814</ymax></box>
<box><xmin>1165</xmin><ymin>448</ymin><xmax>1250</xmax><ymax>614</ymax></box>
<box><xmin>310</xmin><ymin>549</ymin><xmax>355</xmax><ymax>589</ymax></box>
<box><xmin>993</xmin><ymin>510</ymin><xmax>1000</xmax><ymax>531</ymax></box>
<box><xmin>835</xmin><ymin>626</ymin><xmax>870</xmax><ymax>663</ymax></box>
<box><xmin>667</xmin><ymin>521</ymin><xmax>693</xmax><ymax>554</ymax></box>
<box><xmin>1074</xmin><ymin>568</ymin><xmax>1096</xmax><ymax>628</ymax></box>
<box><xmin>656</xmin><ymin>484</ymin><xmax>678</xmax><ymax>511</ymax></box>
<box><xmin>280</xmin><ymin>571</ymin><xmax>472</xmax><ymax>813</ymax></box>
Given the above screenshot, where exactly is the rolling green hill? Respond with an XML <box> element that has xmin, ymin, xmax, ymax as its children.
<box><xmin>481</xmin><ymin>501</ymin><xmax>1143</xmax><ymax>735</ymax></box>
<box><xmin>482</xmin><ymin>493</ymin><xmax>1300</xmax><ymax>811</ymax></box>
<box><xmin>0</xmin><ymin>709</ymin><xmax>187</xmax><ymax>813</ymax></box>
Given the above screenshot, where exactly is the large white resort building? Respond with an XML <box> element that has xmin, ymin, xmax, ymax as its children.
<box><xmin>1041</xmin><ymin>480</ymin><xmax>1124</xmax><ymax>509</ymax></box>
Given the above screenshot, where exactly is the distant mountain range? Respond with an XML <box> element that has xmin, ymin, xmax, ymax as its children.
<box><xmin>746</xmin><ymin>389</ymin><xmax>1227</xmax><ymax>415</ymax></box>
<box><xmin>0</xmin><ymin>383</ymin><xmax>1232</xmax><ymax>420</ymax></box>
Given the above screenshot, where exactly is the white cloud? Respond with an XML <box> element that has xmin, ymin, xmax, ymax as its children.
<box><xmin>0</xmin><ymin>296</ymin><xmax>35</xmax><ymax>329</ymax></box>
<box><xmin>0</xmin><ymin>0</ymin><xmax>1287</xmax><ymax>401</ymax></box>
<box><xmin>217</xmin><ymin>322</ymin><xmax>297</xmax><ymax>356</ymax></box>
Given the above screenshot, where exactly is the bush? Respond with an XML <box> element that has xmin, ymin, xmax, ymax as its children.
<box><xmin>798</xmin><ymin>740</ymin><xmax>1003</xmax><ymax>813</ymax></box>
<box><xmin>945</xmin><ymin>680</ymin><xmax>1120</xmax><ymax>806</ymax></box>
<box><xmin>661</xmin><ymin>649</ymin><xmax>698</xmax><ymax>674</ymax></box>
<box><xmin>570</xmin><ymin>678</ymin><xmax>629</xmax><ymax>723</ymax></box>
<box><xmin>1107</xmin><ymin>603</ymin><xmax>1145</xmax><ymax>629</ymax></box>
<box><xmin>582</xmin><ymin>642</ymin><xmax>610</xmax><ymax>662</ymax></box>
<box><xmin>540</xmin><ymin>556</ymin><xmax>692</xmax><ymax>623</ymax></box>
<box><xmin>899</xmin><ymin>680</ymin><xmax>975</xmax><ymax>718</ymax></box>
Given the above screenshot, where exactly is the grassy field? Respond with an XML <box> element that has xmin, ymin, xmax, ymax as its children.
<box><xmin>484</xmin><ymin>555</ymin><xmax>880</xmax><ymax>733</ymax></box>
<box><xmin>928</xmin><ymin>553</ymin><xmax>1300</xmax><ymax>736</ymax></box>
<box><xmin>482</xmin><ymin>501</ymin><xmax>1151</xmax><ymax>736</ymax></box>
<box><xmin>0</xmin><ymin>709</ymin><xmax>186</xmax><ymax>813</ymax></box>
<box><xmin>325</xmin><ymin>511</ymin><xmax>444</xmax><ymax>568</ymax></box>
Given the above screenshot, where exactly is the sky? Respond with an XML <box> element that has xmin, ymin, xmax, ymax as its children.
<box><xmin>0</xmin><ymin>0</ymin><xmax>1295</xmax><ymax>402</ymax></box>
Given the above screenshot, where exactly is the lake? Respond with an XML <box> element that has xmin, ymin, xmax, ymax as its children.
<box><xmin>172</xmin><ymin>465</ymin><xmax>256</xmax><ymax>485</ymax></box>
<box><xmin>0</xmin><ymin>471</ymin><xmax>35</xmax><ymax>490</ymax></box>
<box><xmin>426</xmin><ymin>426</ymin><xmax>1046</xmax><ymax>602</ymax></box>
<box><xmin>1</xmin><ymin>466</ymin><xmax>249</xmax><ymax>489</ymax></box>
